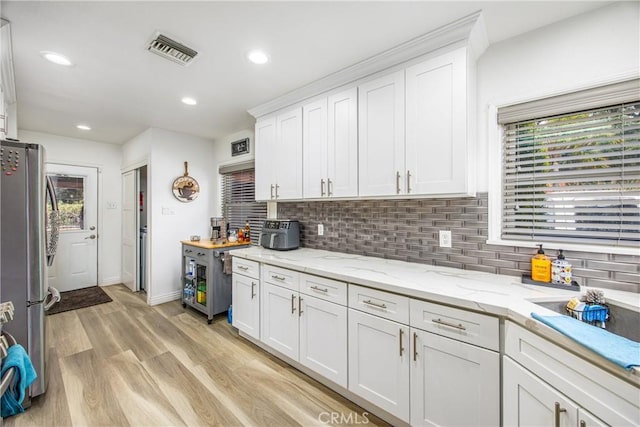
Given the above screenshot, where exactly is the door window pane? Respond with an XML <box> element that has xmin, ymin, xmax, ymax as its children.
<box><xmin>48</xmin><ymin>175</ymin><xmax>85</xmax><ymax>231</ymax></box>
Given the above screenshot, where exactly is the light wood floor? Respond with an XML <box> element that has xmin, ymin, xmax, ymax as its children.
<box><xmin>4</xmin><ymin>284</ymin><xmax>389</xmax><ymax>427</ymax></box>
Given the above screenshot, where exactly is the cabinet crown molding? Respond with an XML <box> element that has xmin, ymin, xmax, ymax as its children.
<box><xmin>248</xmin><ymin>10</ymin><xmax>488</xmax><ymax>119</ymax></box>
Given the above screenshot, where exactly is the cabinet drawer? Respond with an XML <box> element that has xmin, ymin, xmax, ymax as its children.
<box><xmin>183</xmin><ymin>245</ymin><xmax>209</xmax><ymax>262</ymax></box>
<box><xmin>300</xmin><ymin>273</ymin><xmax>347</xmax><ymax>306</ymax></box>
<box><xmin>232</xmin><ymin>258</ymin><xmax>260</xmax><ymax>279</ymax></box>
<box><xmin>348</xmin><ymin>284</ymin><xmax>409</xmax><ymax>324</ymax></box>
<box><xmin>262</xmin><ymin>265</ymin><xmax>299</xmax><ymax>291</ymax></box>
<box><xmin>409</xmin><ymin>299</ymin><xmax>499</xmax><ymax>351</ymax></box>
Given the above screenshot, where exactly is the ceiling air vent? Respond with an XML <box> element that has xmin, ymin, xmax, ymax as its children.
<box><xmin>147</xmin><ymin>33</ymin><xmax>198</xmax><ymax>66</ymax></box>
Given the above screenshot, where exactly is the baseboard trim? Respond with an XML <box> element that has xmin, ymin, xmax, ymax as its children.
<box><xmin>99</xmin><ymin>278</ymin><xmax>122</xmax><ymax>286</ymax></box>
<box><xmin>148</xmin><ymin>290</ymin><xmax>181</xmax><ymax>306</ymax></box>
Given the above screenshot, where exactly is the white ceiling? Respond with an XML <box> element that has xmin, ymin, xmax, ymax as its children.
<box><xmin>2</xmin><ymin>1</ymin><xmax>611</xmax><ymax>145</ymax></box>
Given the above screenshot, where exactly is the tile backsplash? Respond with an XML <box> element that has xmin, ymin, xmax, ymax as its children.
<box><xmin>278</xmin><ymin>193</ymin><xmax>640</xmax><ymax>293</ymax></box>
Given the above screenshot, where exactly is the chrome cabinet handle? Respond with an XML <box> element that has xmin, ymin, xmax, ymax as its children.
<box><xmin>84</xmin><ymin>234</ymin><xmax>96</xmax><ymax>240</ymax></box>
<box><xmin>299</xmin><ymin>296</ymin><xmax>303</xmax><ymax>317</ymax></box>
<box><xmin>251</xmin><ymin>282</ymin><xmax>256</xmax><ymax>299</ymax></box>
<box><xmin>327</xmin><ymin>178</ymin><xmax>333</xmax><ymax>197</ymax></box>
<box><xmin>185</xmin><ymin>249</ymin><xmax>193</xmax><ymax>253</ymax></box>
<box><xmin>310</xmin><ymin>286</ymin><xmax>328</xmax><ymax>293</ymax></box>
<box><xmin>275</xmin><ymin>184</ymin><xmax>280</xmax><ymax>199</ymax></box>
<box><xmin>554</xmin><ymin>402</ymin><xmax>567</xmax><ymax>427</ymax></box>
<box><xmin>271</xmin><ymin>274</ymin><xmax>285</xmax><ymax>281</ymax></box>
<box><xmin>270</xmin><ymin>184</ymin><xmax>275</xmax><ymax>199</ymax></box>
<box><xmin>238</xmin><ymin>265</ymin><xmax>248</xmax><ymax>271</ymax></box>
<box><xmin>321</xmin><ymin>179</ymin><xmax>326</xmax><ymax>197</ymax></box>
<box><xmin>197</xmin><ymin>252</ymin><xmax>205</xmax><ymax>256</ymax></box>
<box><xmin>363</xmin><ymin>299</ymin><xmax>387</xmax><ymax>310</ymax></box>
<box><xmin>399</xmin><ymin>329</ymin><xmax>405</xmax><ymax>356</ymax></box>
<box><xmin>291</xmin><ymin>294</ymin><xmax>296</xmax><ymax>314</ymax></box>
<box><xmin>396</xmin><ymin>171</ymin><xmax>401</xmax><ymax>194</ymax></box>
<box><xmin>406</xmin><ymin>170</ymin><xmax>411</xmax><ymax>194</ymax></box>
<box><xmin>432</xmin><ymin>318</ymin><xmax>466</xmax><ymax>331</ymax></box>
<box><xmin>413</xmin><ymin>332</ymin><xmax>418</xmax><ymax>361</ymax></box>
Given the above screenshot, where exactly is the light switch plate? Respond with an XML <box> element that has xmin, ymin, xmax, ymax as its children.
<box><xmin>318</xmin><ymin>223</ymin><xmax>324</xmax><ymax>236</ymax></box>
<box><xmin>439</xmin><ymin>230</ymin><xmax>452</xmax><ymax>248</ymax></box>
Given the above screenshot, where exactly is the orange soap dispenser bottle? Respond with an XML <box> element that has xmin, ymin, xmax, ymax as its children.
<box><xmin>531</xmin><ymin>244</ymin><xmax>551</xmax><ymax>283</ymax></box>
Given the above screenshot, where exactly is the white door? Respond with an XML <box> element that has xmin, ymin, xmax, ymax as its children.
<box><xmin>358</xmin><ymin>70</ymin><xmax>405</xmax><ymax>197</ymax></box>
<box><xmin>410</xmin><ymin>328</ymin><xmax>500</xmax><ymax>427</ymax></box>
<box><xmin>232</xmin><ymin>274</ymin><xmax>260</xmax><ymax>340</ymax></box>
<box><xmin>406</xmin><ymin>48</ymin><xmax>467</xmax><ymax>195</ymax></box>
<box><xmin>46</xmin><ymin>164</ymin><xmax>98</xmax><ymax>292</ymax></box>
<box><xmin>348</xmin><ymin>309</ymin><xmax>410</xmax><ymax>422</ymax></box>
<box><xmin>302</xmin><ymin>98</ymin><xmax>328</xmax><ymax>198</ymax></box>
<box><xmin>121</xmin><ymin>170</ymin><xmax>136</xmax><ymax>291</ymax></box>
<box><xmin>327</xmin><ymin>87</ymin><xmax>358</xmax><ymax>198</ymax></box>
<box><xmin>299</xmin><ymin>294</ymin><xmax>348</xmax><ymax>388</ymax></box>
<box><xmin>275</xmin><ymin>107</ymin><xmax>303</xmax><ymax>200</ymax></box>
<box><xmin>255</xmin><ymin>117</ymin><xmax>276</xmax><ymax>201</ymax></box>
<box><xmin>503</xmin><ymin>357</ymin><xmax>579</xmax><ymax>427</ymax></box>
<box><xmin>261</xmin><ymin>283</ymin><xmax>299</xmax><ymax>360</ymax></box>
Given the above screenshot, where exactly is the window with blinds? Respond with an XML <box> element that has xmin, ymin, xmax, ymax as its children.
<box><xmin>500</xmin><ymin>97</ymin><xmax>640</xmax><ymax>248</ymax></box>
<box><xmin>221</xmin><ymin>168</ymin><xmax>266</xmax><ymax>241</ymax></box>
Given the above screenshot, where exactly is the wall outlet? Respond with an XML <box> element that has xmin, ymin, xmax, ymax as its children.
<box><xmin>318</xmin><ymin>223</ymin><xmax>324</xmax><ymax>236</ymax></box>
<box><xmin>162</xmin><ymin>206</ymin><xmax>175</xmax><ymax>215</ymax></box>
<box><xmin>439</xmin><ymin>230</ymin><xmax>452</xmax><ymax>248</ymax></box>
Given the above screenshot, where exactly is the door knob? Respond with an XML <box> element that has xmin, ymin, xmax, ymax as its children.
<box><xmin>84</xmin><ymin>234</ymin><xmax>96</xmax><ymax>240</ymax></box>
<box><xmin>89</xmin><ymin>226</ymin><xmax>96</xmax><ymax>230</ymax></box>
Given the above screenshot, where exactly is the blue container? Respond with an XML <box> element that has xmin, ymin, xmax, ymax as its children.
<box><xmin>227</xmin><ymin>305</ymin><xmax>232</xmax><ymax>324</ymax></box>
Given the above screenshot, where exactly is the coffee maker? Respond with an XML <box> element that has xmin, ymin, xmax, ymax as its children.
<box><xmin>210</xmin><ymin>217</ymin><xmax>227</xmax><ymax>242</ymax></box>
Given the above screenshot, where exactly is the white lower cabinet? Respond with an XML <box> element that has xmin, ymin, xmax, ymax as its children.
<box><xmin>410</xmin><ymin>328</ymin><xmax>500</xmax><ymax>427</ymax></box>
<box><xmin>504</xmin><ymin>357</ymin><xmax>608</xmax><ymax>427</ymax></box>
<box><xmin>231</xmin><ymin>272</ymin><xmax>260</xmax><ymax>340</ymax></box>
<box><xmin>299</xmin><ymin>294</ymin><xmax>348</xmax><ymax>387</ymax></box>
<box><xmin>260</xmin><ymin>271</ymin><xmax>349</xmax><ymax>388</ymax></box>
<box><xmin>348</xmin><ymin>308</ymin><xmax>410</xmax><ymax>421</ymax></box>
<box><xmin>261</xmin><ymin>282</ymin><xmax>299</xmax><ymax>360</ymax></box>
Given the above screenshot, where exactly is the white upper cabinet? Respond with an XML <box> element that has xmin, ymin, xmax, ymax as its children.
<box><xmin>303</xmin><ymin>98</ymin><xmax>328</xmax><ymax>198</ymax></box>
<box><xmin>327</xmin><ymin>88</ymin><xmax>358</xmax><ymax>198</ymax></box>
<box><xmin>255</xmin><ymin>117</ymin><xmax>276</xmax><ymax>201</ymax></box>
<box><xmin>303</xmin><ymin>87</ymin><xmax>358</xmax><ymax>199</ymax></box>
<box><xmin>250</xmin><ymin>12</ymin><xmax>486</xmax><ymax>201</ymax></box>
<box><xmin>406</xmin><ymin>47</ymin><xmax>469</xmax><ymax>196</ymax></box>
<box><xmin>358</xmin><ymin>71</ymin><xmax>405</xmax><ymax>197</ymax></box>
<box><xmin>255</xmin><ymin>107</ymin><xmax>303</xmax><ymax>201</ymax></box>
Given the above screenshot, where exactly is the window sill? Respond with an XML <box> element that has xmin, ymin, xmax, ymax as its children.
<box><xmin>486</xmin><ymin>239</ymin><xmax>639</xmax><ymax>257</ymax></box>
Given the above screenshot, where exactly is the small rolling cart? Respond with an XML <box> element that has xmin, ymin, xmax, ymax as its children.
<box><xmin>181</xmin><ymin>241</ymin><xmax>250</xmax><ymax>324</ymax></box>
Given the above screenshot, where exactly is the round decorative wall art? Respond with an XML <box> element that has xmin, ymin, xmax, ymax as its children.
<box><xmin>172</xmin><ymin>161</ymin><xmax>200</xmax><ymax>202</ymax></box>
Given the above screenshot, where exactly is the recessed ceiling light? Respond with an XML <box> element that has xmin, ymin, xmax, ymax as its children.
<box><xmin>181</xmin><ymin>97</ymin><xmax>197</xmax><ymax>106</ymax></box>
<box><xmin>247</xmin><ymin>50</ymin><xmax>269</xmax><ymax>65</ymax></box>
<box><xmin>40</xmin><ymin>51</ymin><xmax>73</xmax><ymax>66</ymax></box>
<box><xmin>76</xmin><ymin>124</ymin><xmax>91</xmax><ymax>131</ymax></box>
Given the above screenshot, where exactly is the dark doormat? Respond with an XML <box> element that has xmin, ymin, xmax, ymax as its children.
<box><xmin>46</xmin><ymin>286</ymin><xmax>113</xmax><ymax>315</ymax></box>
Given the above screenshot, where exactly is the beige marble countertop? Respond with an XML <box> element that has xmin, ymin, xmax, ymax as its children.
<box><xmin>229</xmin><ymin>246</ymin><xmax>640</xmax><ymax>385</ymax></box>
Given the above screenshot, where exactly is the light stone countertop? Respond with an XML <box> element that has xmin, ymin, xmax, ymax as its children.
<box><xmin>230</xmin><ymin>246</ymin><xmax>640</xmax><ymax>385</ymax></box>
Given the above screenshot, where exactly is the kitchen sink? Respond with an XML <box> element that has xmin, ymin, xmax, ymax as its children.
<box><xmin>533</xmin><ymin>300</ymin><xmax>640</xmax><ymax>343</ymax></box>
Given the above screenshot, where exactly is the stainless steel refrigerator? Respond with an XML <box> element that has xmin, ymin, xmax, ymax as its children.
<box><xmin>0</xmin><ymin>139</ymin><xmax>60</xmax><ymax>404</ymax></box>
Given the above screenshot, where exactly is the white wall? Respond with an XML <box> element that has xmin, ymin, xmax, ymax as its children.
<box><xmin>210</xmin><ymin>129</ymin><xmax>255</xmax><ymax>216</ymax></box>
<box><xmin>123</xmin><ymin>127</ymin><xmax>216</xmax><ymax>305</ymax></box>
<box><xmin>476</xmin><ymin>1</ymin><xmax>640</xmax><ymax>191</ymax></box>
<box><xmin>18</xmin><ymin>129</ymin><xmax>123</xmax><ymax>285</ymax></box>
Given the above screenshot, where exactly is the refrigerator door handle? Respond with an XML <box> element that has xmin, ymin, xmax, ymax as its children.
<box><xmin>43</xmin><ymin>287</ymin><xmax>60</xmax><ymax>311</ymax></box>
<box><xmin>46</xmin><ymin>176</ymin><xmax>60</xmax><ymax>267</ymax></box>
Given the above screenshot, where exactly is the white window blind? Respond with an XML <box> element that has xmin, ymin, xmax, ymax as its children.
<box><xmin>221</xmin><ymin>168</ymin><xmax>266</xmax><ymax>241</ymax></box>
<box><xmin>501</xmin><ymin>99</ymin><xmax>640</xmax><ymax>248</ymax></box>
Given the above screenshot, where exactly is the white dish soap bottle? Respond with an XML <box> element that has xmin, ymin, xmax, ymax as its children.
<box><xmin>551</xmin><ymin>249</ymin><xmax>572</xmax><ymax>285</ymax></box>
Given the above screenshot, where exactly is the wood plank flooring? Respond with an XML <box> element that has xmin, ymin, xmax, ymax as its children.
<box><xmin>5</xmin><ymin>285</ymin><xmax>390</xmax><ymax>427</ymax></box>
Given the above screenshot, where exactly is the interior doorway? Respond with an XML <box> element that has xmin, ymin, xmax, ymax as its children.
<box><xmin>121</xmin><ymin>164</ymin><xmax>148</xmax><ymax>295</ymax></box>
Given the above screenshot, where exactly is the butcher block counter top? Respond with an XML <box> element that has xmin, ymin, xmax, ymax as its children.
<box><xmin>181</xmin><ymin>240</ymin><xmax>252</xmax><ymax>250</ymax></box>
